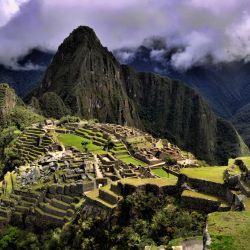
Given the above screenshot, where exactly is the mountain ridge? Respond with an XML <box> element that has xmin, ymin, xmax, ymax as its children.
<box><xmin>28</xmin><ymin>26</ymin><xmax>248</xmax><ymax>165</ymax></box>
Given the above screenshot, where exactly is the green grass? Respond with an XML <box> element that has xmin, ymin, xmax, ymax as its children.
<box><xmin>180</xmin><ymin>166</ymin><xmax>228</xmax><ymax>184</ymax></box>
<box><xmin>151</xmin><ymin>168</ymin><xmax>177</xmax><ymax>179</ymax></box>
<box><xmin>120</xmin><ymin>178</ymin><xmax>177</xmax><ymax>187</ymax></box>
<box><xmin>228</xmin><ymin>157</ymin><xmax>250</xmax><ymax>171</ymax></box>
<box><xmin>2</xmin><ymin>172</ymin><xmax>16</xmax><ymax>194</ymax></box>
<box><xmin>116</xmin><ymin>154</ymin><xmax>147</xmax><ymax>166</ymax></box>
<box><xmin>207</xmin><ymin>211</ymin><xmax>250</xmax><ymax>250</ymax></box>
<box><xmin>182</xmin><ymin>190</ymin><xmax>220</xmax><ymax>201</ymax></box>
<box><xmin>57</xmin><ymin>133</ymin><xmax>106</xmax><ymax>153</ymax></box>
<box><xmin>243</xmin><ymin>198</ymin><xmax>250</xmax><ymax>211</ymax></box>
<box><xmin>226</xmin><ymin>165</ymin><xmax>241</xmax><ymax>176</ymax></box>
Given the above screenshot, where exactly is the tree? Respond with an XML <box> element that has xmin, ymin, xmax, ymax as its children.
<box><xmin>0</xmin><ymin>126</ymin><xmax>18</xmax><ymax>157</ymax></box>
<box><xmin>81</xmin><ymin>140</ymin><xmax>89</xmax><ymax>152</ymax></box>
<box><xmin>103</xmin><ymin>139</ymin><xmax>115</xmax><ymax>151</ymax></box>
<box><xmin>164</xmin><ymin>155</ymin><xmax>177</xmax><ymax>165</ymax></box>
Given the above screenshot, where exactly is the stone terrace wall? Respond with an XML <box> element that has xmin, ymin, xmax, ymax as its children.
<box><xmin>180</xmin><ymin>196</ymin><xmax>220</xmax><ymax>213</ymax></box>
<box><xmin>178</xmin><ymin>174</ymin><xmax>237</xmax><ymax>205</ymax></box>
<box><xmin>48</xmin><ymin>181</ymin><xmax>95</xmax><ymax>196</ymax></box>
<box><xmin>117</xmin><ymin>182</ymin><xmax>178</xmax><ymax>196</ymax></box>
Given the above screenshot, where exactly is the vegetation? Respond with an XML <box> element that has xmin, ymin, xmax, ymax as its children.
<box><xmin>116</xmin><ymin>154</ymin><xmax>147</xmax><ymax>166</ymax></box>
<box><xmin>58</xmin><ymin>116</ymin><xmax>80</xmax><ymax>125</ymax></box>
<box><xmin>57</xmin><ymin>133</ymin><xmax>105</xmax><ymax>153</ymax></box>
<box><xmin>208</xmin><ymin>211</ymin><xmax>250</xmax><ymax>250</ymax></box>
<box><xmin>120</xmin><ymin>178</ymin><xmax>177</xmax><ymax>187</ymax></box>
<box><xmin>0</xmin><ymin>126</ymin><xmax>21</xmax><ymax>176</ymax></box>
<box><xmin>9</xmin><ymin>106</ymin><xmax>43</xmax><ymax>130</ymax></box>
<box><xmin>229</xmin><ymin>156</ymin><xmax>250</xmax><ymax>171</ymax></box>
<box><xmin>40</xmin><ymin>92</ymin><xmax>70</xmax><ymax>119</ymax></box>
<box><xmin>0</xmin><ymin>192</ymin><xmax>205</xmax><ymax>249</ymax></box>
<box><xmin>164</xmin><ymin>155</ymin><xmax>177</xmax><ymax>165</ymax></box>
<box><xmin>182</xmin><ymin>190</ymin><xmax>220</xmax><ymax>201</ymax></box>
<box><xmin>151</xmin><ymin>168</ymin><xmax>177</xmax><ymax>179</ymax></box>
<box><xmin>180</xmin><ymin>166</ymin><xmax>228</xmax><ymax>184</ymax></box>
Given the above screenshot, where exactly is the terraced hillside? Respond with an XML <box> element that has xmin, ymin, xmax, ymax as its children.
<box><xmin>85</xmin><ymin>178</ymin><xmax>177</xmax><ymax>211</ymax></box>
<box><xmin>57</xmin><ymin>126</ymin><xmax>147</xmax><ymax>167</ymax></box>
<box><xmin>0</xmin><ymin>184</ymin><xmax>84</xmax><ymax>229</ymax></box>
<box><xmin>14</xmin><ymin>127</ymin><xmax>54</xmax><ymax>164</ymax></box>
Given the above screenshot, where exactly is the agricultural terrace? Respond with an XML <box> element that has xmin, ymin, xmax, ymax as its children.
<box><xmin>182</xmin><ymin>190</ymin><xmax>220</xmax><ymax>201</ymax></box>
<box><xmin>207</xmin><ymin>211</ymin><xmax>250</xmax><ymax>250</ymax></box>
<box><xmin>228</xmin><ymin>157</ymin><xmax>250</xmax><ymax>171</ymax></box>
<box><xmin>116</xmin><ymin>154</ymin><xmax>147</xmax><ymax>166</ymax></box>
<box><xmin>57</xmin><ymin>132</ymin><xmax>148</xmax><ymax>166</ymax></box>
<box><xmin>57</xmin><ymin>134</ymin><xmax>106</xmax><ymax>154</ymax></box>
<box><xmin>151</xmin><ymin>168</ymin><xmax>177</xmax><ymax>180</ymax></box>
<box><xmin>120</xmin><ymin>177</ymin><xmax>177</xmax><ymax>187</ymax></box>
<box><xmin>180</xmin><ymin>166</ymin><xmax>228</xmax><ymax>184</ymax></box>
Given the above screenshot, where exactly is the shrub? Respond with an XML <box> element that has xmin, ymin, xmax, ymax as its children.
<box><xmin>164</xmin><ymin>155</ymin><xmax>177</xmax><ymax>165</ymax></box>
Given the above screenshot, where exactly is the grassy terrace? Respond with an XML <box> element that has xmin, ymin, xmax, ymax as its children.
<box><xmin>57</xmin><ymin>134</ymin><xmax>106</xmax><ymax>154</ymax></box>
<box><xmin>180</xmin><ymin>166</ymin><xmax>228</xmax><ymax>184</ymax></box>
<box><xmin>229</xmin><ymin>156</ymin><xmax>250</xmax><ymax>171</ymax></box>
<box><xmin>85</xmin><ymin>189</ymin><xmax>116</xmax><ymax>209</ymax></box>
<box><xmin>243</xmin><ymin>198</ymin><xmax>250</xmax><ymax>211</ymax></box>
<box><xmin>116</xmin><ymin>154</ymin><xmax>147</xmax><ymax>166</ymax></box>
<box><xmin>182</xmin><ymin>190</ymin><xmax>220</xmax><ymax>201</ymax></box>
<box><xmin>120</xmin><ymin>178</ymin><xmax>177</xmax><ymax>187</ymax></box>
<box><xmin>151</xmin><ymin>168</ymin><xmax>177</xmax><ymax>180</ymax></box>
<box><xmin>207</xmin><ymin>211</ymin><xmax>250</xmax><ymax>250</ymax></box>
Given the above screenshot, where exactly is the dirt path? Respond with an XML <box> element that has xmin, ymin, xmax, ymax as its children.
<box><xmin>182</xmin><ymin>240</ymin><xmax>203</xmax><ymax>250</ymax></box>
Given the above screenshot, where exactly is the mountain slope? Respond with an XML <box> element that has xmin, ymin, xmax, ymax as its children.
<box><xmin>115</xmin><ymin>43</ymin><xmax>250</xmax><ymax>119</ymax></box>
<box><xmin>29</xmin><ymin>26</ymin><xmax>248</xmax><ymax>165</ymax></box>
<box><xmin>114</xmin><ymin>42</ymin><xmax>250</xmax><ymax>148</ymax></box>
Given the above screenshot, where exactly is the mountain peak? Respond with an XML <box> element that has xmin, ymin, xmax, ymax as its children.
<box><xmin>58</xmin><ymin>25</ymin><xmax>101</xmax><ymax>53</ymax></box>
<box><xmin>30</xmin><ymin>26</ymin><xmax>246</xmax><ymax>165</ymax></box>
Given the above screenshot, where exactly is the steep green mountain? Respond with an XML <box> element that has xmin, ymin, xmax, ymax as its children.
<box><xmin>114</xmin><ymin>41</ymin><xmax>250</xmax><ymax>148</ymax></box>
<box><xmin>0</xmin><ymin>83</ymin><xmax>43</xmax><ymax>175</ymax></box>
<box><xmin>232</xmin><ymin>104</ymin><xmax>250</xmax><ymax>147</ymax></box>
<box><xmin>0</xmin><ymin>83</ymin><xmax>16</xmax><ymax>127</ymax></box>
<box><xmin>0</xmin><ymin>83</ymin><xmax>43</xmax><ymax>129</ymax></box>
<box><xmin>29</xmin><ymin>26</ymin><xmax>248</xmax><ymax>165</ymax></box>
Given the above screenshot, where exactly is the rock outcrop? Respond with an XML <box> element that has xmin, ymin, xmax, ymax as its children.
<box><xmin>29</xmin><ymin>26</ymin><xmax>248</xmax><ymax>165</ymax></box>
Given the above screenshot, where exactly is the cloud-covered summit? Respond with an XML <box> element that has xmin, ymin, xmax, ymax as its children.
<box><xmin>0</xmin><ymin>0</ymin><xmax>250</xmax><ymax>70</ymax></box>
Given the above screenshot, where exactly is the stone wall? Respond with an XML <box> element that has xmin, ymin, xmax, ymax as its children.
<box><xmin>99</xmin><ymin>189</ymin><xmax>118</xmax><ymax>205</ymax></box>
<box><xmin>117</xmin><ymin>182</ymin><xmax>178</xmax><ymax>196</ymax></box>
<box><xmin>179</xmin><ymin>174</ymin><xmax>228</xmax><ymax>198</ymax></box>
<box><xmin>180</xmin><ymin>196</ymin><xmax>220</xmax><ymax>213</ymax></box>
<box><xmin>48</xmin><ymin>181</ymin><xmax>95</xmax><ymax>196</ymax></box>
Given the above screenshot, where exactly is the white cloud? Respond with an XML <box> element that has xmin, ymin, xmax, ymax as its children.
<box><xmin>0</xmin><ymin>0</ymin><xmax>249</xmax><ymax>70</ymax></box>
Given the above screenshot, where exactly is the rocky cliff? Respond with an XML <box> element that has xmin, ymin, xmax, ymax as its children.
<box><xmin>29</xmin><ymin>26</ymin><xmax>248</xmax><ymax>165</ymax></box>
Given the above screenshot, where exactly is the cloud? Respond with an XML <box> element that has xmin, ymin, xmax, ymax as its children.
<box><xmin>0</xmin><ymin>0</ymin><xmax>250</xmax><ymax>70</ymax></box>
<box><xmin>113</xmin><ymin>49</ymin><xmax>136</xmax><ymax>64</ymax></box>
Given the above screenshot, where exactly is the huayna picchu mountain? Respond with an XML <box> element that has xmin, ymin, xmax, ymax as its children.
<box><xmin>29</xmin><ymin>26</ymin><xmax>248</xmax><ymax>165</ymax></box>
